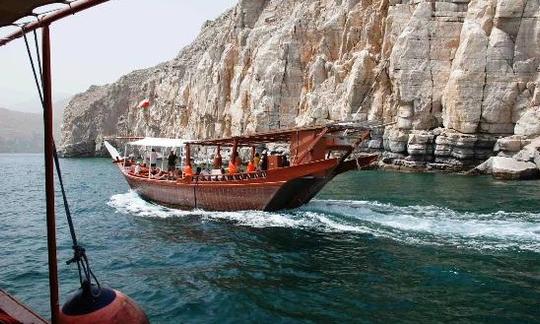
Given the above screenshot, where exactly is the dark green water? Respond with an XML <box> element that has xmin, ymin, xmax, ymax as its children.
<box><xmin>0</xmin><ymin>154</ymin><xmax>539</xmax><ymax>323</ymax></box>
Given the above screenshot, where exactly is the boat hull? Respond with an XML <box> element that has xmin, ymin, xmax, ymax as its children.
<box><xmin>125</xmin><ymin>175</ymin><xmax>285</xmax><ymax>211</ymax></box>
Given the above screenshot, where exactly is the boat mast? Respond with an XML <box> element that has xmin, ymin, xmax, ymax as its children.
<box><xmin>42</xmin><ymin>24</ymin><xmax>60</xmax><ymax>323</ymax></box>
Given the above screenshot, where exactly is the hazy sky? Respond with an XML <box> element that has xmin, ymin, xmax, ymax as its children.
<box><xmin>0</xmin><ymin>0</ymin><xmax>237</xmax><ymax>112</ymax></box>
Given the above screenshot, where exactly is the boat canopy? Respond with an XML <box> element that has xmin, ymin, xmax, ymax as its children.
<box><xmin>0</xmin><ymin>0</ymin><xmax>109</xmax><ymax>46</ymax></box>
<box><xmin>1</xmin><ymin>0</ymin><xmax>62</xmax><ymax>27</ymax></box>
<box><xmin>128</xmin><ymin>137</ymin><xmax>187</xmax><ymax>148</ymax></box>
<box><xmin>189</xmin><ymin>121</ymin><xmax>389</xmax><ymax>147</ymax></box>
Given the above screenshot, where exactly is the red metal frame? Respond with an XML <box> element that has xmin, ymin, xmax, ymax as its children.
<box><xmin>42</xmin><ymin>23</ymin><xmax>60</xmax><ymax>324</ymax></box>
<box><xmin>0</xmin><ymin>0</ymin><xmax>109</xmax><ymax>47</ymax></box>
<box><xmin>0</xmin><ymin>1</ymin><xmax>110</xmax><ymax>322</ymax></box>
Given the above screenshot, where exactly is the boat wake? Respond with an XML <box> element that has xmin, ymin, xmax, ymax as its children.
<box><xmin>108</xmin><ymin>191</ymin><xmax>540</xmax><ymax>252</ymax></box>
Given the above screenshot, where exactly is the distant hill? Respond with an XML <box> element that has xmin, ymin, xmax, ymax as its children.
<box><xmin>0</xmin><ymin>101</ymin><xmax>67</xmax><ymax>153</ymax></box>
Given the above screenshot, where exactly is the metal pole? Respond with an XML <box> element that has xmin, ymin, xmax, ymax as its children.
<box><xmin>0</xmin><ymin>0</ymin><xmax>110</xmax><ymax>47</ymax></box>
<box><xmin>42</xmin><ymin>24</ymin><xmax>60</xmax><ymax>324</ymax></box>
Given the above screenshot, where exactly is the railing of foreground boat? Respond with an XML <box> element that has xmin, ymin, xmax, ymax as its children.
<box><xmin>193</xmin><ymin>170</ymin><xmax>268</xmax><ymax>182</ymax></box>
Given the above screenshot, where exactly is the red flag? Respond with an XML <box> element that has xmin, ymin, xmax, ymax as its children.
<box><xmin>138</xmin><ymin>99</ymin><xmax>150</xmax><ymax>109</ymax></box>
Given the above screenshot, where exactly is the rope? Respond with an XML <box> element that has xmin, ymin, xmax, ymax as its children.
<box><xmin>22</xmin><ymin>27</ymin><xmax>101</xmax><ymax>294</ymax></box>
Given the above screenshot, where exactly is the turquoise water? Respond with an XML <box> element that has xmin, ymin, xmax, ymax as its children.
<box><xmin>1</xmin><ymin>154</ymin><xmax>539</xmax><ymax>323</ymax></box>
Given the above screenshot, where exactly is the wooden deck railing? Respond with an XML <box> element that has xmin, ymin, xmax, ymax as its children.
<box><xmin>193</xmin><ymin>171</ymin><xmax>268</xmax><ymax>182</ymax></box>
<box><xmin>125</xmin><ymin>166</ymin><xmax>268</xmax><ymax>183</ymax></box>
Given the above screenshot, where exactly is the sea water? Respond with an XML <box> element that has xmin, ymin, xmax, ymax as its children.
<box><xmin>0</xmin><ymin>154</ymin><xmax>539</xmax><ymax>322</ymax></box>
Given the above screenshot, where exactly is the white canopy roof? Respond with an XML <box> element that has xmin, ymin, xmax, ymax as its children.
<box><xmin>128</xmin><ymin>137</ymin><xmax>187</xmax><ymax>148</ymax></box>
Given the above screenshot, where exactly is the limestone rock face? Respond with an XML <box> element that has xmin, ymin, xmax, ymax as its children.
<box><xmin>61</xmin><ymin>0</ymin><xmax>540</xmax><ymax>162</ymax></box>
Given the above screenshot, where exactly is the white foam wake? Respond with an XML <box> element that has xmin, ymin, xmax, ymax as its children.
<box><xmin>107</xmin><ymin>191</ymin><xmax>540</xmax><ymax>252</ymax></box>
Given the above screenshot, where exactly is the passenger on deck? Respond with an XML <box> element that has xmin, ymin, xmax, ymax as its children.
<box><xmin>228</xmin><ymin>160</ymin><xmax>238</xmax><ymax>174</ymax></box>
<box><xmin>260</xmin><ymin>152</ymin><xmax>268</xmax><ymax>171</ymax></box>
<box><xmin>134</xmin><ymin>162</ymin><xmax>141</xmax><ymax>175</ymax></box>
<box><xmin>183</xmin><ymin>163</ymin><xmax>193</xmax><ymax>177</ymax></box>
<box><xmin>157</xmin><ymin>172</ymin><xmax>168</xmax><ymax>180</ymax></box>
<box><xmin>247</xmin><ymin>159</ymin><xmax>256</xmax><ymax>172</ymax></box>
<box><xmin>167</xmin><ymin>151</ymin><xmax>177</xmax><ymax>173</ymax></box>
<box><xmin>123</xmin><ymin>157</ymin><xmax>133</xmax><ymax>167</ymax></box>
<box><xmin>200</xmin><ymin>168</ymin><xmax>210</xmax><ymax>176</ymax></box>
<box><xmin>150</xmin><ymin>148</ymin><xmax>158</xmax><ymax>169</ymax></box>
<box><xmin>196</xmin><ymin>167</ymin><xmax>202</xmax><ymax>176</ymax></box>
<box><xmin>253</xmin><ymin>152</ymin><xmax>260</xmax><ymax>168</ymax></box>
<box><xmin>282</xmin><ymin>155</ymin><xmax>290</xmax><ymax>167</ymax></box>
<box><xmin>213</xmin><ymin>152</ymin><xmax>223</xmax><ymax>169</ymax></box>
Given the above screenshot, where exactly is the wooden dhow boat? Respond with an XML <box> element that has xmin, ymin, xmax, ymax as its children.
<box><xmin>105</xmin><ymin>122</ymin><xmax>384</xmax><ymax>212</ymax></box>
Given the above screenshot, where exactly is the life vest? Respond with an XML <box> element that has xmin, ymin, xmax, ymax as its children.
<box><xmin>183</xmin><ymin>165</ymin><xmax>193</xmax><ymax>177</ymax></box>
<box><xmin>228</xmin><ymin>162</ymin><xmax>238</xmax><ymax>174</ymax></box>
<box><xmin>247</xmin><ymin>162</ymin><xmax>256</xmax><ymax>172</ymax></box>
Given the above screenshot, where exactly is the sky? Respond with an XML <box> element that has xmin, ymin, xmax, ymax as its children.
<box><xmin>0</xmin><ymin>0</ymin><xmax>237</xmax><ymax>112</ymax></box>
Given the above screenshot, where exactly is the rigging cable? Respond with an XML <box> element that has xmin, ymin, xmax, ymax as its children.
<box><xmin>21</xmin><ymin>26</ymin><xmax>101</xmax><ymax>293</ymax></box>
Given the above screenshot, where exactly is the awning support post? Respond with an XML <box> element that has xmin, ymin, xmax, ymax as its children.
<box><xmin>232</xmin><ymin>140</ymin><xmax>238</xmax><ymax>162</ymax></box>
<box><xmin>185</xmin><ymin>144</ymin><xmax>191</xmax><ymax>166</ymax></box>
<box><xmin>42</xmin><ymin>24</ymin><xmax>60</xmax><ymax>324</ymax></box>
<box><xmin>161</xmin><ymin>148</ymin><xmax>166</xmax><ymax>170</ymax></box>
<box><xmin>148</xmin><ymin>146</ymin><xmax>152</xmax><ymax>179</ymax></box>
<box><xmin>123</xmin><ymin>144</ymin><xmax>128</xmax><ymax>168</ymax></box>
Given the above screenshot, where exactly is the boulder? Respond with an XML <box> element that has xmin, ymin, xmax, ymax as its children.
<box><xmin>513</xmin><ymin>137</ymin><xmax>540</xmax><ymax>168</ymax></box>
<box><xmin>383</xmin><ymin>126</ymin><xmax>409</xmax><ymax>153</ymax></box>
<box><xmin>473</xmin><ymin>156</ymin><xmax>540</xmax><ymax>180</ymax></box>
<box><xmin>515</xmin><ymin>106</ymin><xmax>540</xmax><ymax>136</ymax></box>
<box><xmin>494</xmin><ymin>135</ymin><xmax>526</xmax><ymax>154</ymax></box>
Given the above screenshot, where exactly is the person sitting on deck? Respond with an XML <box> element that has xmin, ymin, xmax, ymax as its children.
<box><xmin>167</xmin><ymin>151</ymin><xmax>177</xmax><ymax>172</ymax></box>
<box><xmin>247</xmin><ymin>159</ymin><xmax>256</xmax><ymax>172</ymax></box>
<box><xmin>253</xmin><ymin>152</ymin><xmax>260</xmax><ymax>168</ymax></box>
<box><xmin>260</xmin><ymin>152</ymin><xmax>268</xmax><ymax>171</ymax></box>
<box><xmin>150</xmin><ymin>148</ymin><xmax>158</xmax><ymax>169</ymax></box>
<box><xmin>213</xmin><ymin>152</ymin><xmax>223</xmax><ymax>169</ymax></box>
<box><xmin>200</xmin><ymin>168</ymin><xmax>210</xmax><ymax>176</ymax></box>
<box><xmin>134</xmin><ymin>162</ymin><xmax>141</xmax><ymax>175</ymax></box>
<box><xmin>196</xmin><ymin>166</ymin><xmax>202</xmax><ymax>176</ymax></box>
<box><xmin>183</xmin><ymin>163</ymin><xmax>193</xmax><ymax>177</ymax></box>
<box><xmin>173</xmin><ymin>168</ymin><xmax>181</xmax><ymax>179</ymax></box>
<box><xmin>282</xmin><ymin>154</ymin><xmax>290</xmax><ymax>167</ymax></box>
<box><xmin>228</xmin><ymin>160</ymin><xmax>238</xmax><ymax>174</ymax></box>
<box><xmin>157</xmin><ymin>172</ymin><xmax>169</xmax><ymax>180</ymax></box>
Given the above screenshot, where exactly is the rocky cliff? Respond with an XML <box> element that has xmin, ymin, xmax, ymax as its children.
<box><xmin>61</xmin><ymin>0</ymin><xmax>540</xmax><ymax>171</ymax></box>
